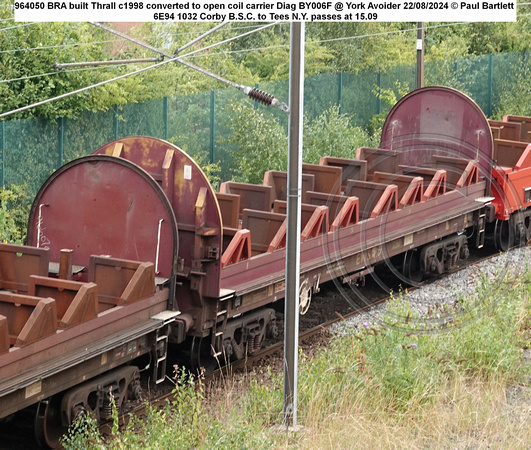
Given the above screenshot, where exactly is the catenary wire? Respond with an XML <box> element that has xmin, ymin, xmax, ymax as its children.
<box><xmin>184</xmin><ymin>19</ymin><xmax>531</xmax><ymax>60</ymax></box>
<box><xmin>0</xmin><ymin>18</ymin><xmax>528</xmax><ymax>60</ymax></box>
<box><xmin>0</xmin><ymin>22</ymin><xmax>36</xmax><ymax>31</ymax></box>
<box><xmin>179</xmin><ymin>22</ymin><xmax>281</xmax><ymax>58</ymax></box>
<box><xmin>0</xmin><ymin>64</ymin><xmax>125</xmax><ymax>84</ymax></box>
<box><xmin>0</xmin><ymin>22</ymin><xmax>274</xmax><ymax>86</ymax></box>
<box><xmin>0</xmin><ymin>55</ymin><xmax>181</xmax><ymax>119</ymax></box>
<box><xmin>1</xmin><ymin>18</ymin><xmax>529</xmax><ymax>114</ymax></box>
<box><xmin>0</xmin><ymin>23</ymin><xmax>281</xmax><ymax>55</ymax></box>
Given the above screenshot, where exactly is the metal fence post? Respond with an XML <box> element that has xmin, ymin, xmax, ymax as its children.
<box><xmin>337</xmin><ymin>72</ymin><xmax>343</xmax><ymax>115</ymax></box>
<box><xmin>210</xmin><ymin>90</ymin><xmax>215</xmax><ymax>164</ymax></box>
<box><xmin>1</xmin><ymin>121</ymin><xmax>4</xmax><ymax>188</ymax></box>
<box><xmin>377</xmin><ymin>69</ymin><xmax>382</xmax><ymax>115</ymax></box>
<box><xmin>113</xmin><ymin>106</ymin><xmax>119</xmax><ymax>140</ymax></box>
<box><xmin>58</xmin><ymin>117</ymin><xmax>64</xmax><ymax>168</ymax></box>
<box><xmin>487</xmin><ymin>54</ymin><xmax>493</xmax><ymax>117</ymax></box>
<box><xmin>254</xmin><ymin>83</ymin><xmax>259</xmax><ymax>109</ymax></box>
<box><xmin>163</xmin><ymin>97</ymin><xmax>169</xmax><ymax>140</ymax></box>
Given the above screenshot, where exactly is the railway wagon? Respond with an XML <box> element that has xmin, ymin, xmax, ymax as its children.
<box><xmin>0</xmin><ymin>86</ymin><xmax>528</xmax><ymax>447</ymax></box>
<box><xmin>488</xmin><ymin>114</ymin><xmax>531</xmax><ymax>249</ymax></box>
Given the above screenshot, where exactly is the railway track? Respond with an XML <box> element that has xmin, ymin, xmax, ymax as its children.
<box><xmin>0</xmin><ymin>245</ymin><xmax>501</xmax><ymax>450</ymax></box>
<box><xmin>116</xmin><ymin>244</ymin><xmax>502</xmax><ymax>428</ymax></box>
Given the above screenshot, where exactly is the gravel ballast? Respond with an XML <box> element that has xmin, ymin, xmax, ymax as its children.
<box><xmin>331</xmin><ymin>246</ymin><xmax>531</xmax><ymax>335</ymax></box>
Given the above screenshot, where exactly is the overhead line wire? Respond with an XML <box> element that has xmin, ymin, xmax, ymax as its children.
<box><xmin>0</xmin><ymin>24</ymin><xmax>267</xmax><ymax>55</ymax></box>
<box><xmin>0</xmin><ymin>56</ymin><xmax>181</xmax><ymax>119</ymax></box>
<box><xmin>87</xmin><ymin>21</ymin><xmax>288</xmax><ymax>110</ymax></box>
<box><xmin>179</xmin><ymin>22</ymin><xmax>281</xmax><ymax>58</ymax></box>
<box><xmin>184</xmin><ymin>19</ymin><xmax>531</xmax><ymax>59</ymax></box>
<box><xmin>0</xmin><ymin>22</ymin><xmax>36</xmax><ymax>31</ymax></box>
<box><xmin>2</xmin><ymin>18</ymin><xmax>529</xmax><ymax>117</ymax></box>
<box><xmin>0</xmin><ymin>64</ymin><xmax>124</xmax><ymax>84</ymax></box>
<box><xmin>0</xmin><ymin>21</ymin><xmax>290</xmax><ymax>118</ymax></box>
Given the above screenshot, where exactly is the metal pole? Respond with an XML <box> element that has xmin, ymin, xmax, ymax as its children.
<box><xmin>337</xmin><ymin>72</ymin><xmax>343</xmax><ymax>115</ymax></box>
<box><xmin>283</xmin><ymin>21</ymin><xmax>304</xmax><ymax>429</ymax></box>
<box><xmin>416</xmin><ymin>22</ymin><xmax>425</xmax><ymax>89</ymax></box>
<box><xmin>1</xmin><ymin>121</ymin><xmax>5</xmax><ymax>188</ymax></box>
<box><xmin>163</xmin><ymin>97</ymin><xmax>169</xmax><ymax>140</ymax></box>
<box><xmin>58</xmin><ymin>117</ymin><xmax>64</xmax><ymax>168</ymax></box>
<box><xmin>210</xmin><ymin>90</ymin><xmax>215</xmax><ymax>164</ymax></box>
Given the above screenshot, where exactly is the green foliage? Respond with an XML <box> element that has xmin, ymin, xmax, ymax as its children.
<box><xmin>370</xmin><ymin>81</ymin><xmax>411</xmax><ymax>134</ymax></box>
<box><xmin>224</xmin><ymin>102</ymin><xmax>377</xmax><ymax>183</ymax></box>
<box><xmin>0</xmin><ymin>184</ymin><xmax>31</xmax><ymax>244</ymax></box>
<box><xmin>60</xmin><ymin>412</ymin><xmax>104</xmax><ymax>449</ymax></box>
<box><xmin>303</xmin><ymin>105</ymin><xmax>377</xmax><ymax>163</ymax></box>
<box><xmin>307</xmin><ymin>23</ymin><xmax>417</xmax><ymax>73</ymax></box>
<box><xmin>96</xmin><ymin>366</ymin><xmax>208</xmax><ymax>449</ymax></box>
<box><xmin>321</xmin><ymin>268</ymin><xmax>528</xmax><ymax>412</ymax></box>
<box><xmin>239</xmin><ymin>367</ymin><xmax>283</xmax><ymax>427</ymax></box>
<box><xmin>0</xmin><ymin>20</ymin><xmax>114</xmax><ymax>120</ymax></box>
<box><xmin>222</xmin><ymin>101</ymin><xmax>288</xmax><ymax>184</ymax></box>
<box><xmin>493</xmin><ymin>53</ymin><xmax>531</xmax><ymax>118</ymax></box>
<box><xmin>1</xmin><ymin>16</ymin><xmax>530</xmax><ymax>124</ymax></box>
<box><xmin>425</xmin><ymin>17</ymin><xmax>531</xmax><ymax>59</ymax></box>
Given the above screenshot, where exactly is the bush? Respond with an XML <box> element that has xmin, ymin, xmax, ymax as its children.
<box><xmin>224</xmin><ymin>102</ymin><xmax>377</xmax><ymax>184</ymax></box>
<box><xmin>303</xmin><ymin>106</ymin><xmax>377</xmax><ymax>164</ymax></box>
<box><xmin>223</xmin><ymin>102</ymin><xmax>288</xmax><ymax>184</ymax></box>
<box><xmin>0</xmin><ymin>184</ymin><xmax>31</xmax><ymax>244</ymax></box>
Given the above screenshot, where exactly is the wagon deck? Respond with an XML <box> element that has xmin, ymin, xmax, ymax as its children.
<box><xmin>0</xmin><ymin>245</ymin><xmax>175</xmax><ymax>420</ymax></box>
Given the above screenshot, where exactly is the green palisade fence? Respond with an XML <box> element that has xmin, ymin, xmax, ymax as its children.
<box><xmin>1</xmin><ymin>50</ymin><xmax>529</xmax><ymax>196</ymax></box>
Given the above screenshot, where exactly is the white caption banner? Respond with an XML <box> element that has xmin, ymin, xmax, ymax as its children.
<box><xmin>14</xmin><ymin>0</ymin><xmax>517</xmax><ymax>22</ymax></box>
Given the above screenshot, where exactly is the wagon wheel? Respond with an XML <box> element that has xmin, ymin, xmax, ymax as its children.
<box><xmin>189</xmin><ymin>336</ymin><xmax>218</xmax><ymax>376</ymax></box>
<box><xmin>402</xmin><ymin>249</ymin><xmax>423</xmax><ymax>284</ymax></box>
<box><xmin>494</xmin><ymin>219</ymin><xmax>514</xmax><ymax>251</ymax></box>
<box><xmin>35</xmin><ymin>396</ymin><xmax>67</xmax><ymax>449</ymax></box>
<box><xmin>299</xmin><ymin>279</ymin><xmax>312</xmax><ymax>316</ymax></box>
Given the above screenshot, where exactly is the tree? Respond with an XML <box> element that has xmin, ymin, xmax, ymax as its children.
<box><xmin>0</xmin><ymin>20</ymin><xmax>116</xmax><ymax>119</ymax></box>
<box><xmin>306</xmin><ymin>23</ymin><xmax>417</xmax><ymax>73</ymax></box>
<box><xmin>223</xmin><ymin>102</ymin><xmax>376</xmax><ymax>184</ymax></box>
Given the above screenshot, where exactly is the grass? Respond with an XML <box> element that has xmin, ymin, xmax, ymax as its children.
<box><xmin>62</xmin><ymin>262</ymin><xmax>531</xmax><ymax>449</ymax></box>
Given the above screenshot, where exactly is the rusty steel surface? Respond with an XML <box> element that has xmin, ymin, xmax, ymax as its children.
<box><xmin>0</xmin><ymin>244</ymin><xmax>49</xmax><ymax>293</ymax></box>
<box><xmin>0</xmin><ymin>288</ymin><xmax>170</xmax><ymax>419</ymax></box>
<box><xmin>93</xmin><ymin>137</ymin><xmax>223</xmax><ymax>300</ymax></box>
<box><xmin>380</xmin><ymin>86</ymin><xmax>493</xmax><ymax>184</ymax></box>
<box><xmin>0</xmin><ymin>237</ymin><xmax>171</xmax><ymax>422</ymax></box>
<box><xmin>27</xmin><ymin>155</ymin><xmax>178</xmax><ymax>281</ymax></box>
<box><xmin>220</xmin><ymin>183</ymin><xmax>486</xmax><ymax>302</ymax></box>
<box><xmin>488</xmin><ymin>115</ymin><xmax>531</xmax><ymax>220</ymax></box>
